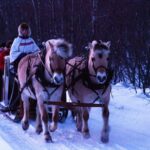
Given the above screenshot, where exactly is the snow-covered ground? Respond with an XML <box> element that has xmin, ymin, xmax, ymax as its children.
<box><xmin>0</xmin><ymin>83</ymin><xmax>150</xmax><ymax>150</ymax></box>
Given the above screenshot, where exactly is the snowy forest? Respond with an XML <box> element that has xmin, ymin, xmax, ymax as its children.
<box><xmin>0</xmin><ymin>0</ymin><xmax>150</xmax><ymax>94</ymax></box>
<box><xmin>0</xmin><ymin>1</ymin><xmax>150</xmax><ymax>150</ymax></box>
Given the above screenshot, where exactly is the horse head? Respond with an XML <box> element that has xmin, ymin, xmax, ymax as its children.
<box><xmin>45</xmin><ymin>39</ymin><xmax>72</xmax><ymax>85</ymax></box>
<box><xmin>88</xmin><ymin>40</ymin><xmax>111</xmax><ymax>84</ymax></box>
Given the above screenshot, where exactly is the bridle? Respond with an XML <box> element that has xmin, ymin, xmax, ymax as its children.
<box><xmin>91</xmin><ymin>59</ymin><xmax>108</xmax><ymax>75</ymax></box>
<box><xmin>90</xmin><ymin>49</ymin><xmax>110</xmax><ymax>78</ymax></box>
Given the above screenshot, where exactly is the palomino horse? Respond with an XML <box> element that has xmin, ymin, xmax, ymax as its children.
<box><xmin>18</xmin><ymin>39</ymin><xmax>72</xmax><ymax>142</ymax></box>
<box><xmin>66</xmin><ymin>40</ymin><xmax>112</xmax><ymax>143</ymax></box>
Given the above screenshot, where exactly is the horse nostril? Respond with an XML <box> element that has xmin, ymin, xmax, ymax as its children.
<box><xmin>97</xmin><ymin>76</ymin><xmax>101</xmax><ymax>80</ymax></box>
<box><xmin>103</xmin><ymin>76</ymin><xmax>106</xmax><ymax>81</ymax></box>
<box><xmin>97</xmin><ymin>76</ymin><xmax>106</xmax><ymax>82</ymax></box>
<box><xmin>60</xmin><ymin>77</ymin><xmax>64</xmax><ymax>82</ymax></box>
<box><xmin>54</xmin><ymin>76</ymin><xmax>59</xmax><ymax>83</ymax></box>
<box><xmin>54</xmin><ymin>75</ymin><xmax>64</xmax><ymax>84</ymax></box>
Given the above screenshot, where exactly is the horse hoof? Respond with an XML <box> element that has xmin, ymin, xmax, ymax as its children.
<box><xmin>44</xmin><ymin>132</ymin><xmax>52</xmax><ymax>143</ymax></box>
<box><xmin>77</xmin><ymin>127</ymin><xmax>81</xmax><ymax>132</ymax></box>
<box><xmin>22</xmin><ymin>121</ymin><xmax>29</xmax><ymax>131</ymax></box>
<box><xmin>83</xmin><ymin>132</ymin><xmax>90</xmax><ymax>139</ymax></box>
<box><xmin>101</xmin><ymin>132</ymin><xmax>109</xmax><ymax>143</ymax></box>
<box><xmin>36</xmin><ymin>125</ymin><xmax>43</xmax><ymax>134</ymax></box>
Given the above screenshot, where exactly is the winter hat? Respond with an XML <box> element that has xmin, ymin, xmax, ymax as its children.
<box><xmin>18</xmin><ymin>22</ymin><xmax>31</xmax><ymax>37</ymax></box>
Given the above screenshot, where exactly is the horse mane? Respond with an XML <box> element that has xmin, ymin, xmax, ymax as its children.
<box><xmin>91</xmin><ymin>40</ymin><xmax>111</xmax><ymax>51</ymax></box>
<box><xmin>45</xmin><ymin>39</ymin><xmax>72</xmax><ymax>58</ymax></box>
<box><xmin>94</xmin><ymin>43</ymin><xmax>109</xmax><ymax>50</ymax></box>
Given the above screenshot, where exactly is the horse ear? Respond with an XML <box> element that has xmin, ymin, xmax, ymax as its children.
<box><xmin>99</xmin><ymin>40</ymin><xmax>103</xmax><ymax>44</ymax></box>
<box><xmin>49</xmin><ymin>41</ymin><xmax>54</xmax><ymax>50</ymax></box>
<box><xmin>105</xmin><ymin>41</ymin><xmax>111</xmax><ymax>49</ymax></box>
<box><xmin>92</xmin><ymin>40</ymin><xmax>97</xmax><ymax>46</ymax></box>
<box><xmin>42</xmin><ymin>42</ymin><xmax>46</xmax><ymax>47</ymax></box>
<box><xmin>69</xmin><ymin>43</ymin><xmax>72</xmax><ymax>50</ymax></box>
<box><xmin>68</xmin><ymin>43</ymin><xmax>73</xmax><ymax>57</ymax></box>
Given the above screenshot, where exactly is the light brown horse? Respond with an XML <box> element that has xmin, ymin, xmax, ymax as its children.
<box><xmin>18</xmin><ymin>39</ymin><xmax>72</xmax><ymax>142</ymax></box>
<box><xmin>66</xmin><ymin>40</ymin><xmax>112</xmax><ymax>143</ymax></box>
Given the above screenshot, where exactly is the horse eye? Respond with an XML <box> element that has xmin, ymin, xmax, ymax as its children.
<box><xmin>92</xmin><ymin>57</ymin><xmax>95</xmax><ymax>61</ymax></box>
<box><xmin>98</xmin><ymin>53</ymin><xmax>103</xmax><ymax>58</ymax></box>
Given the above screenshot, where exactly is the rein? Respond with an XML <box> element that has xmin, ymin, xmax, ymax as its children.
<box><xmin>38</xmin><ymin>53</ymin><xmax>53</xmax><ymax>79</ymax></box>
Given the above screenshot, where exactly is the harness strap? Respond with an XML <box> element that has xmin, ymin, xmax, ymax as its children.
<box><xmin>38</xmin><ymin>53</ymin><xmax>53</xmax><ymax>78</ymax></box>
<box><xmin>66</xmin><ymin>56</ymin><xmax>87</xmax><ymax>76</ymax></box>
<box><xmin>82</xmin><ymin>78</ymin><xmax>104</xmax><ymax>103</ymax></box>
<box><xmin>82</xmin><ymin>67</ymin><xmax>113</xmax><ymax>103</ymax></box>
<box><xmin>6</xmin><ymin>54</ymin><xmax>40</xmax><ymax>112</ymax></box>
<box><xmin>34</xmin><ymin>53</ymin><xmax>64</xmax><ymax>99</ymax></box>
<box><xmin>65</xmin><ymin>57</ymin><xmax>87</xmax><ymax>92</ymax></box>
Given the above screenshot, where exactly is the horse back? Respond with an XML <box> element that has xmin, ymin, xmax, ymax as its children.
<box><xmin>17</xmin><ymin>54</ymin><xmax>40</xmax><ymax>88</ymax></box>
<box><xmin>66</xmin><ymin>56</ymin><xmax>86</xmax><ymax>87</ymax></box>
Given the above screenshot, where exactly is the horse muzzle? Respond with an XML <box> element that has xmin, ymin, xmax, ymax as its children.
<box><xmin>53</xmin><ymin>73</ymin><xmax>64</xmax><ymax>85</ymax></box>
<box><xmin>96</xmin><ymin>72</ymin><xmax>107</xmax><ymax>84</ymax></box>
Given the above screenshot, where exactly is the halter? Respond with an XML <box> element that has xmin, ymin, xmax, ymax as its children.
<box><xmin>92</xmin><ymin>60</ymin><xmax>108</xmax><ymax>75</ymax></box>
<box><xmin>91</xmin><ymin>49</ymin><xmax>110</xmax><ymax>76</ymax></box>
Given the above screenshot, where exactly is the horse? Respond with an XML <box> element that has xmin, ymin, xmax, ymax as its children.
<box><xmin>66</xmin><ymin>40</ymin><xmax>112</xmax><ymax>143</ymax></box>
<box><xmin>17</xmin><ymin>39</ymin><xmax>72</xmax><ymax>142</ymax></box>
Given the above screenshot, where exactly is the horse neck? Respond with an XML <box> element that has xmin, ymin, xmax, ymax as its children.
<box><xmin>44</xmin><ymin>57</ymin><xmax>53</xmax><ymax>82</ymax></box>
<box><xmin>44</xmin><ymin>69</ymin><xmax>50</xmax><ymax>82</ymax></box>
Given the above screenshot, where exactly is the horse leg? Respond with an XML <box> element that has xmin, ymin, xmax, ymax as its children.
<box><xmin>82</xmin><ymin>107</ymin><xmax>90</xmax><ymax>138</ymax></box>
<box><xmin>50</xmin><ymin>106</ymin><xmax>59</xmax><ymax>132</ymax></box>
<box><xmin>21</xmin><ymin>93</ymin><xmax>30</xmax><ymax>130</ymax></box>
<box><xmin>32</xmin><ymin>77</ymin><xmax>52</xmax><ymax>142</ymax></box>
<box><xmin>37</xmin><ymin>99</ymin><xmax>52</xmax><ymax>142</ymax></box>
<box><xmin>76</xmin><ymin>108</ymin><xmax>82</xmax><ymax>132</ymax></box>
<box><xmin>35</xmin><ymin>105</ymin><xmax>43</xmax><ymax>134</ymax></box>
<box><xmin>101</xmin><ymin>105</ymin><xmax>109</xmax><ymax>143</ymax></box>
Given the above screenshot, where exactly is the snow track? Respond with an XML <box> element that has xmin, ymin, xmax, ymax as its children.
<box><xmin>0</xmin><ymin>83</ymin><xmax>150</xmax><ymax>150</ymax></box>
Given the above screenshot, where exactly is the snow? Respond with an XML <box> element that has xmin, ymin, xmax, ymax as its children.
<box><xmin>0</xmin><ymin>136</ymin><xmax>13</xmax><ymax>150</ymax></box>
<box><xmin>0</xmin><ymin>83</ymin><xmax>150</xmax><ymax>150</ymax></box>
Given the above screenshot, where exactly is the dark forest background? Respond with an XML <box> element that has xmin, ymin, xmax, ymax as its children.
<box><xmin>0</xmin><ymin>0</ymin><xmax>150</xmax><ymax>95</ymax></box>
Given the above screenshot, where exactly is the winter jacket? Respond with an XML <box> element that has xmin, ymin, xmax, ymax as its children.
<box><xmin>10</xmin><ymin>37</ymin><xmax>39</xmax><ymax>63</ymax></box>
